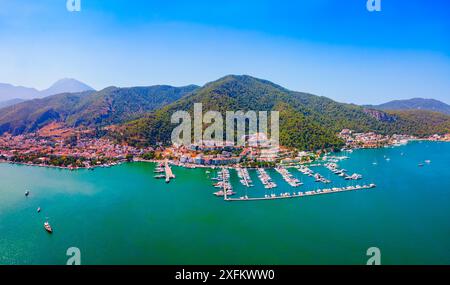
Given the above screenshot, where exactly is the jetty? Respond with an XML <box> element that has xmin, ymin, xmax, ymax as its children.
<box><xmin>274</xmin><ymin>166</ymin><xmax>302</xmax><ymax>187</ymax></box>
<box><xmin>296</xmin><ymin>165</ymin><xmax>314</xmax><ymax>177</ymax></box>
<box><xmin>224</xmin><ymin>184</ymin><xmax>376</xmax><ymax>202</ymax></box>
<box><xmin>324</xmin><ymin>163</ymin><xmax>362</xmax><ymax>180</ymax></box>
<box><xmin>164</xmin><ymin>160</ymin><xmax>176</xmax><ymax>183</ymax></box>
<box><xmin>236</xmin><ymin>167</ymin><xmax>253</xmax><ymax>187</ymax></box>
<box><xmin>297</xmin><ymin>165</ymin><xmax>331</xmax><ymax>183</ymax></box>
<box><xmin>257</xmin><ymin>168</ymin><xmax>277</xmax><ymax>189</ymax></box>
<box><xmin>313</xmin><ymin>173</ymin><xmax>331</xmax><ymax>184</ymax></box>
<box><xmin>213</xmin><ymin>168</ymin><xmax>235</xmax><ymax>197</ymax></box>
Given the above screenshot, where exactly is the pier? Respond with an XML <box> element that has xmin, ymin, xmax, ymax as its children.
<box><xmin>212</xmin><ymin>168</ymin><xmax>235</xmax><ymax>197</ymax></box>
<box><xmin>257</xmin><ymin>168</ymin><xmax>277</xmax><ymax>189</ymax></box>
<box><xmin>296</xmin><ymin>165</ymin><xmax>314</xmax><ymax>177</ymax></box>
<box><xmin>164</xmin><ymin>160</ymin><xmax>176</xmax><ymax>183</ymax></box>
<box><xmin>324</xmin><ymin>163</ymin><xmax>362</xmax><ymax>180</ymax></box>
<box><xmin>296</xmin><ymin>165</ymin><xmax>331</xmax><ymax>183</ymax></box>
<box><xmin>274</xmin><ymin>166</ymin><xmax>302</xmax><ymax>187</ymax></box>
<box><xmin>236</xmin><ymin>167</ymin><xmax>253</xmax><ymax>187</ymax></box>
<box><xmin>224</xmin><ymin>184</ymin><xmax>376</xmax><ymax>202</ymax></box>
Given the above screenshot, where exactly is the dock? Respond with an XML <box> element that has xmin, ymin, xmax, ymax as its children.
<box><xmin>236</xmin><ymin>167</ymin><xmax>253</xmax><ymax>187</ymax></box>
<box><xmin>274</xmin><ymin>166</ymin><xmax>302</xmax><ymax>187</ymax></box>
<box><xmin>297</xmin><ymin>165</ymin><xmax>330</xmax><ymax>183</ymax></box>
<box><xmin>224</xmin><ymin>184</ymin><xmax>376</xmax><ymax>202</ymax></box>
<box><xmin>212</xmin><ymin>167</ymin><xmax>235</xmax><ymax>197</ymax></box>
<box><xmin>257</xmin><ymin>168</ymin><xmax>277</xmax><ymax>189</ymax></box>
<box><xmin>164</xmin><ymin>160</ymin><xmax>175</xmax><ymax>183</ymax></box>
<box><xmin>324</xmin><ymin>163</ymin><xmax>362</xmax><ymax>180</ymax></box>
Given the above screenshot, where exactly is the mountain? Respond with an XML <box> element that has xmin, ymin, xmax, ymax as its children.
<box><xmin>0</xmin><ymin>79</ymin><xmax>94</xmax><ymax>102</ymax></box>
<box><xmin>0</xmin><ymin>83</ymin><xmax>39</xmax><ymax>100</ymax></box>
<box><xmin>0</xmin><ymin>85</ymin><xmax>198</xmax><ymax>135</ymax></box>
<box><xmin>1</xmin><ymin>75</ymin><xmax>449</xmax><ymax>150</ymax></box>
<box><xmin>40</xmin><ymin>78</ymin><xmax>95</xmax><ymax>97</ymax></box>
<box><xmin>0</xmin><ymin>98</ymin><xmax>26</xmax><ymax>109</ymax></box>
<box><xmin>113</xmin><ymin>75</ymin><xmax>450</xmax><ymax>150</ymax></box>
<box><xmin>106</xmin><ymin>76</ymin><xmax>386</xmax><ymax>149</ymax></box>
<box><xmin>367</xmin><ymin>98</ymin><xmax>450</xmax><ymax>115</ymax></box>
<box><xmin>382</xmin><ymin>110</ymin><xmax>450</xmax><ymax>137</ymax></box>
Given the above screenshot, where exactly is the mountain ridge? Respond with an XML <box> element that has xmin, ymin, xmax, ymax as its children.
<box><xmin>0</xmin><ymin>78</ymin><xmax>95</xmax><ymax>104</ymax></box>
<box><xmin>0</xmin><ymin>84</ymin><xmax>198</xmax><ymax>135</ymax></box>
<box><xmin>1</xmin><ymin>75</ymin><xmax>449</xmax><ymax>151</ymax></box>
<box><xmin>366</xmin><ymin>98</ymin><xmax>450</xmax><ymax>115</ymax></box>
<box><xmin>0</xmin><ymin>98</ymin><xmax>26</xmax><ymax>109</ymax></box>
<box><xmin>112</xmin><ymin>75</ymin><xmax>450</xmax><ymax>150</ymax></box>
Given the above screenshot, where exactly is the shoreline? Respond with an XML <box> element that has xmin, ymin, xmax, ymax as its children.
<box><xmin>2</xmin><ymin>140</ymin><xmax>448</xmax><ymax>171</ymax></box>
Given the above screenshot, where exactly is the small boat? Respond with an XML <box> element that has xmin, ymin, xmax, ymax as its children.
<box><xmin>154</xmin><ymin>174</ymin><xmax>165</xmax><ymax>179</ymax></box>
<box><xmin>154</xmin><ymin>168</ymin><xmax>164</xmax><ymax>173</ymax></box>
<box><xmin>37</xmin><ymin>207</ymin><xmax>41</xmax><ymax>213</ymax></box>
<box><xmin>418</xmin><ymin>163</ymin><xmax>424</xmax><ymax>167</ymax></box>
<box><xmin>44</xmin><ymin>222</ymin><xmax>53</xmax><ymax>233</ymax></box>
<box><xmin>25</xmin><ymin>191</ymin><xmax>30</xmax><ymax>197</ymax></box>
<box><xmin>425</xmin><ymin>160</ymin><xmax>431</xmax><ymax>164</ymax></box>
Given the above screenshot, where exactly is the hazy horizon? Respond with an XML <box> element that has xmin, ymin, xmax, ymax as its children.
<box><xmin>1</xmin><ymin>75</ymin><xmax>450</xmax><ymax>106</ymax></box>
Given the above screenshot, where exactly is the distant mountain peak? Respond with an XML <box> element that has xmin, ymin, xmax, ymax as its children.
<box><xmin>40</xmin><ymin>78</ymin><xmax>95</xmax><ymax>96</ymax></box>
<box><xmin>0</xmin><ymin>78</ymin><xmax>95</xmax><ymax>105</ymax></box>
<box><xmin>367</xmin><ymin>98</ymin><xmax>450</xmax><ymax>115</ymax></box>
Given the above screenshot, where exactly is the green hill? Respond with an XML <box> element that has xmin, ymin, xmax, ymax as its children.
<box><xmin>115</xmin><ymin>75</ymin><xmax>450</xmax><ymax>150</ymax></box>
<box><xmin>0</xmin><ymin>85</ymin><xmax>198</xmax><ymax>134</ymax></box>
<box><xmin>1</xmin><ymin>75</ymin><xmax>449</xmax><ymax>151</ymax></box>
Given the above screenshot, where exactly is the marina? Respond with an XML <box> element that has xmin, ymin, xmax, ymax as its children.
<box><xmin>0</xmin><ymin>141</ymin><xmax>449</xmax><ymax>264</ymax></box>
<box><xmin>225</xmin><ymin>184</ymin><xmax>376</xmax><ymax>201</ymax></box>
<box><xmin>209</xmin><ymin>159</ymin><xmax>372</xmax><ymax>202</ymax></box>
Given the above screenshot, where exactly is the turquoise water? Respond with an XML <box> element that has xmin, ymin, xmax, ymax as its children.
<box><xmin>0</xmin><ymin>141</ymin><xmax>449</xmax><ymax>265</ymax></box>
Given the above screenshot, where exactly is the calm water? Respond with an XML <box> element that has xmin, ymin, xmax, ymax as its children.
<box><xmin>0</xmin><ymin>141</ymin><xmax>449</xmax><ymax>265</ymax></box>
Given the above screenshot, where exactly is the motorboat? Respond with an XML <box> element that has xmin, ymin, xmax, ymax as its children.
<box><xmin>44</xmin><ymin>222</ymin><xmax>53</xmax><ymax>233</ymax></box>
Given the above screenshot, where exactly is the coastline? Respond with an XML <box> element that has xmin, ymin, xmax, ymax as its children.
<box><xmin>2</xmin><ymin>139</ymin><xmax>449</xmax><ymax>171</ymax></box>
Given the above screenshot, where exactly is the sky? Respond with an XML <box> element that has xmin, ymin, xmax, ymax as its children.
<box><xmin>0</xmin><ymin>0</ymin><xmax>449</xmax><ymax>104</ymax></box>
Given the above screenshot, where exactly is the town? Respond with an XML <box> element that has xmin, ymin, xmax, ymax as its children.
<box><xmin>1</xmin><ymin>123</ymin><xmax>449</xmax><ymax>170</ymax></box>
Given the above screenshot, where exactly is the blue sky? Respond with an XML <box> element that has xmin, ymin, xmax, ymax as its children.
<box><xmin>0</xmin><ymin>0</ymin><xmax>449</xmax><ymax>104</ymax></box>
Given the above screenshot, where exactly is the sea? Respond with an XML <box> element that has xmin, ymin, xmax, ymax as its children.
<box><xmin>0</xmin><ymin>141</ymin><xmax>449</xmax><ymax>265</ymax></box>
